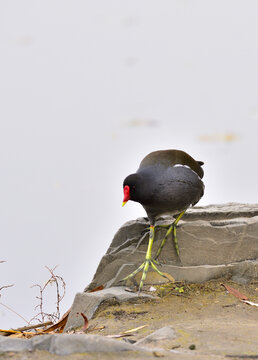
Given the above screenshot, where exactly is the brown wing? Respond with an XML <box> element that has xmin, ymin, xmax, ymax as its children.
<box><xmin>139</xmin><ymin>149</ymin><xmax>204</xmax><ymax>179</ymax></box>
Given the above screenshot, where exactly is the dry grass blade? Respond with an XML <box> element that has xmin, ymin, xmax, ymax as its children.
<box><xmin>43</xmin><ymin>309</ymin><xmax>70</xmax><ymax>333</ymax></box>
<box><xmin>14</xmin><ymin>321</ymin><xmax>53</xmax><ymax>332</ymax></box>
<box><xmin>9</xmin><ymin>332</ymin><xmax>36</xmax><ymax>339</ymax></box>
<box><xmin>106</xmin><ymin>333</ymin><xmax>134</xmax><ymax>338</ymax></box>
<box><xmin>0</xmin><ymin>329</ymin><xmax>21</xmax><ymax>336</ymax></box>
<box><xmin>80</xmin><ymin>313</ymin><xmax>89</xmax><ymax>332</ymax></box>
<box><xmin>1</xmin><ymin>322</ymin><xmax>53</xmax><ymax>337</ymax></box>
<box><xmin>0</xmin><ymin>330</ymin><xmax>38</xmax><ymax>339</ymax></box>
<box><xmin>106</xmin><ymin>324</ymin><xmax>148</xmax><ymax>338</ymax></box>
<box><xmin>0</xmin><ymin>302</ymin><xmax>30</xmax><ymax>325</ymax></box>
<box><xmin>122</xmin><ymin>324</ymin><xmax>147</xmax><ymax>334</ymax></box>
<box><xmin>242</xmin><ymin>300</ymin><xmax>258</xmax><ymax>307</ymax></box>
<box><xmin>87</xmin><ymin>325</ymin><xmax>105</xmax><ymax>332</ymax></box>
<box><xmin>88</xmin><ymin>285</ymin><xmax>104</xmax><ymax>293</ymax></box>
<box><xmin>221</xmin><ymin>284</ymin><xmax>248</xmax><ymax>300</ymax></box>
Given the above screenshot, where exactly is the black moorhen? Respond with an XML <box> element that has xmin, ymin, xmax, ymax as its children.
<box><xmin>122</xmin><ymin>149</ymin><xmax>204</xmax><ymax>292</ymax></box>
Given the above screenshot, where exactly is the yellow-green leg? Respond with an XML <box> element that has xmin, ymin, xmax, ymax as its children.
<box><xmin>154</xmin><ymin>210</ymin><xmax>185</xmax><ymax>259</ymax></box>
<box><xmin>122</xmin><ymin>225</ymin><xmax>169</xmax><ymax>293</ymax></box>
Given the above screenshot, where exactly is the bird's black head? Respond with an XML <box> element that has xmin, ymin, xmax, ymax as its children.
<box><xmin>122</xmin><ymin>173</ymin><xmax>143</xmax><ymax>206</ymax></box>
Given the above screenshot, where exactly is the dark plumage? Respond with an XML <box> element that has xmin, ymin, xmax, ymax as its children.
<box><xmin>122</xmin><ymin>149</ymin><xmax>204</xmax><ymax>292</ymax></box>
<box><xmin>123</xmin><ymin>149</ymin><xmax>204</xmax><ymax>223</ymax></box>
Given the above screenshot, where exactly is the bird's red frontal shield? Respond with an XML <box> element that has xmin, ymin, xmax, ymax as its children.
<box><xmin>122</xmin><ymin>185</ymin><xmax>130</xmax><ymax>206</ymax></box>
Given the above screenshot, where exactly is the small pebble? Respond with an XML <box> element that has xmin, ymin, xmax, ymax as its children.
<box><xmin>153</xmin><ymin>351</ymin><xmax>165</xmax><ymax>357</ymax></box>
<box><xmin>189</xmin><ymin>344</ymin><xmax>196</xmax><ymax>350</ymax></box>
<box><xmin>123</xmin><ymin>338</ymin><xmax>136</xmax><ymax>344</ymax></box>
<box><xmin>149</xmin><ymin>286</ymin><xmax>156</xmax><ymax>292</ymax></box>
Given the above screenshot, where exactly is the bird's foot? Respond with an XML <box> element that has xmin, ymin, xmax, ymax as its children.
<box><xmin>122</xmin><ymin>225</ymin><xmax>171</xmax><ymax>294</ymax></box>
<box><xmin>122</xmin><ymin>259</ymin><xmax>169</xmax><ymax>294</ymax></box>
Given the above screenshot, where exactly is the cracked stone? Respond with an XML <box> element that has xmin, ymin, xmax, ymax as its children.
<box><xmin>49</xmin><ymin>334</ymin><xmax>143</xmax><ymax>355</ymax></box>
<box><xmin>86</xmin><ymin>203</ymin><xmax>258</xmax><ymax>290</ymax></box>
<box><xmin>0</xmin><ymin>337</ymin><xmax>32</xmax><ymax>352</ymax></box>
<box><xmin>64</xmin><ymin>286</ymin><xmax>154</xmax><ymax>332</ymax></box>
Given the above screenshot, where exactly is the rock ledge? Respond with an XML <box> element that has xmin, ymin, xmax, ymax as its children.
<box><xmin>87</xmin><ymin>203</ymin><xmax>258</xmax><ymax>290</ymax></box>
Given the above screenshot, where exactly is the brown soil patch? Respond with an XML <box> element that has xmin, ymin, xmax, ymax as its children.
<box><xmin>88</xmin><ymin>279</ymin><xmax>258</xmax><ymax>357</ymax></box>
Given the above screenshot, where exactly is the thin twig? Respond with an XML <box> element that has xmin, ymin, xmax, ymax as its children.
<box><xmin>0</xmin><ymin>302</ymin><xmax>30</xmax><ymax>325</ymax></box>
<box><xmin>30</xmin><ymin>265</ymin><xmax>66</xmax><ymax>324</ymax></box>
<box><xmin>13</xmin><ymin>321</ymin><xmax>53</xmax><ymax>332</ymax></box>
<box><xmin>0</xmin><ymin>261</ymin><xmax>14</xmax><ymax>298</ymax></box>
<box><xmin>0</xmin><ymin>284</ymin><xmax>14</xmax><ymax>292</ymax></box>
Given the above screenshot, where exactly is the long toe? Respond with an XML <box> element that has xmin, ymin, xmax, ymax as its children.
<box><xmin>122</xmin><ymin>262</ymin><xmax>145</xmax><ymax>282</ymax></box>
<box><xmin>138</xmin><ymin>260</ymin><xmax>171</xmax><ymax>293</ymax></box>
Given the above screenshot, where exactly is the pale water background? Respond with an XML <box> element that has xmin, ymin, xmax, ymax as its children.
<box><xmin>1</xmin><ymin>1</ymin><xmax>258</xmax><ymax>329</ymax></box>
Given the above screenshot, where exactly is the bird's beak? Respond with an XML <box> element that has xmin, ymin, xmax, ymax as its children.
<box><xmin>122</xmin><ymin>200</ymin><xmax>128</xmax><ymax>207</ymax></box>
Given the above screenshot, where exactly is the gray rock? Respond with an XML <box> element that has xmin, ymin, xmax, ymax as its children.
<box><xmin>0</xmin><ymin>336</ymin><xmax>32</xmax><ymax>352</ymax></box>
<box><xmin>86</xmin><ymin>203</ymin><xmax>258</xmax><ymax>290</ymax></box>
<box><xmin>49</xmin><ymin>334</ymin><xmax>142</xmax><ymax>355</ymax></box>
<box><xmin>184</xmin><ymin>203</ymin><xmax>258</xmax><ymax>220</ymax></box>
<box><xmin>135</xmin><ymin>326</ymin><xmax>177</xmax><ymax>346</ymax></box>
<box><xmin>64</xmin><ymin>286</ymin><xmax>154</xmax><ymax>332</ymax></box>
<box><xmin>30</xmin><ymin>334</ymin><xmax>53</xmax><ymax>351</ymax></box>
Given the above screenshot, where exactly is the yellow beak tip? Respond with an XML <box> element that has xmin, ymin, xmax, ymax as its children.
<box><xmin>122</xmin><ymin>201</ymin><xmax>127</xmax><ymax>207</ymax></box>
